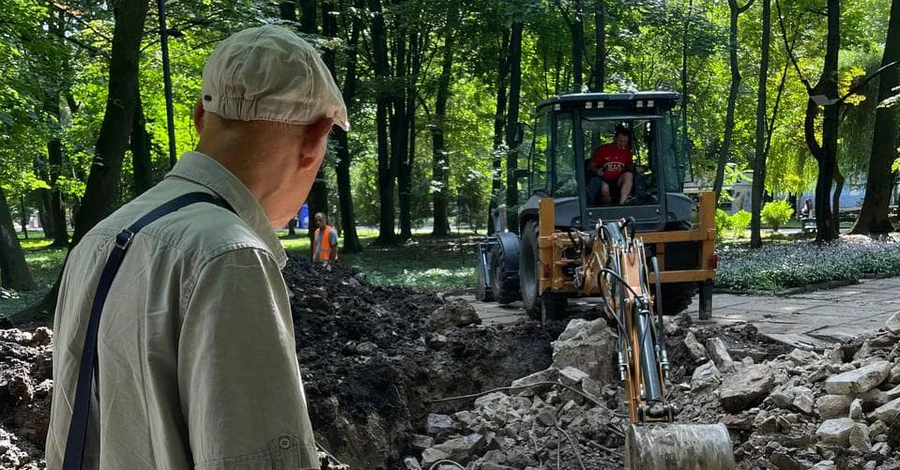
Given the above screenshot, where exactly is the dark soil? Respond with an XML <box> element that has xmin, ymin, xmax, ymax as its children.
<box><xmin>282</xmin><ymin>256</ymin><xmax>560</xmax><ymax>469</ymax></box>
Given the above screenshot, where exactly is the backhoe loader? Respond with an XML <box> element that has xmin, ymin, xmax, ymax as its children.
<box><xmin>476</xmin><ymin>92</ymin><xmax>732</xmax><ymax>469</ymax></box>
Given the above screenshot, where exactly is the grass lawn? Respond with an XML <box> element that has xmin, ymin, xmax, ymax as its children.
<box><xmin>0</xmin><ymin>236</ymin><xmax>67</xmax><ymax>318</ymax></box>
<box><xmin>1</xmin><ymin>228</ymin><xmax>480</xmax><ymax>319</ymax></box>
<box><xmin>279</xmin><ymin>228</ymin><xmax>477</xmax><ymax>292</ymax></box>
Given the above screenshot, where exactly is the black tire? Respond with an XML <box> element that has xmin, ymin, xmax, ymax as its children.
<box><xmin>491</xmin><ymin>242</ymin><xmax>520</xmax><ymax>304</ymax></box>
<box><xmin>541</xmin><ymin>293</ymin><xmax>568</xmax><ymax>322</ymax></box>
<box><xmin>660</xmin><ymin>282</ymin><xmax>698</xmax><ymax>315</ymax></box>
<box><xmin>521</xmin><ymin>221</ymin><xmax>567</xmax><ymax>320</ymax></box>
<box><xmin>475</xmin><ymin>250</ymin><xmax>494</xmax><ymax>302</ymax></box>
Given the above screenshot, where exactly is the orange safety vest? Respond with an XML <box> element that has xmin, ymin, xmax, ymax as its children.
<box><xmin>313</xmin><ymin>225</ymin><xmax>338</xmax><ymax>260</ymax></box>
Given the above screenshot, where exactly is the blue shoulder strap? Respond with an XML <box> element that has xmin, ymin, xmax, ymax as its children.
<box><xmin>62</xmin><ymin>192</ymin><xmax>235</xmax><ymax>470</ymax></box>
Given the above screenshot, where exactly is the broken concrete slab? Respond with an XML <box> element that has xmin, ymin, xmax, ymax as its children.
<box><xmin>720</xmin><ymin>364</ymin><xmax>775</xmax><ymax>413</ymax></box>
<box><xmin>788</xmin><ymin>348</ymin><xmax>822</xmax><ymax>367</ymax></box>
<box><xmin>510</xmin><ymin>368</ymin><xmax>558</xmax><ymax>397</ymax></box>
<box><xmin>869</xmin><ymin>397</ymin><xmax>900</xmax><ymax>424</ymax></box>
<box><xmin>885</xmin><ymin>311</ymin><xmax>900</xmax><ymax>335</ymax></box>
<box><xmin>426</xmin><ymin>413</ymin><xmax>455</xmax><ymax>435</ymax></box>
<box><xmin>684</xmin><ymin>331</ymin><xmax>707</xmax><ymax>362</ymax></box>
<box><xmin>816</xmin><ymin>394</ymin><xmax>855</xmax><ymax>420</ymax></box>
<box><xmin>558</xmin><ymin>366</ymin><xmax>589</xmax><ymax>386</ymax></box>
<box><xmin>429</xmin><ymin>300</ymin><xmax>481</xmax><ymax>331</ymax></box>
<box><xmin>551</xmin><ymin>319</ymin><xmax>618</xmax><ymax>384</ymax></box>
<box><xmin>410</xmin><ymin>434</ymin><xmax>434</xmax><ymax>452</ymax></box>
<box><xmin>792</xmin><ymin>387</ymin><xmax>815</xmax><ymax>415</ymax></box>
<box><xmin>849</xmin><ymin>424</ymin><xmax>872</xmax><ymax>453</ymax></box>
<box><xmin>824</xmin><ymin>360</ymin><xmax>892</xmax><ymax>395</ymax></box>
<box><xmin>428</xmin><ymin>433</ymin><xmax>485</xmax><ymax>464</ymax></box>
<box><xmin>706</xmin><ymin>337</ymin><xmax>735</xmax><ymax>373</ymax></box>
<box><xmin>690</xmin><ymin>361</ymin><xmax>721</xmax><ymax>391</ymax></box>
<box><xmin>816</xmin><ymin>418</ymin><xmax>856</xmax><ymax>446</ymax></box>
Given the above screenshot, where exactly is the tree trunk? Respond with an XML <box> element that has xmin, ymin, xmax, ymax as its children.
<box><xmin>37</xmin><ymin>189</ymin><xmax>53</xmax><ymax>238</ymax></box>
<box><xmin>393</xmin><ymin>29</ymin><xmax>411</xmax><ymax>239</ymax></box>
<box><xmin>71</xmin><ymin>0</ymin><xmax>151</xmax><ymax>246</ymax></box>
<box><xmin>18</xmin><ymin>0</ymin><xmax>150</xmax><ymax>322</ymax></box>
<box><xmin>43</xmin><ymin>94</ymin><xmax>70</xmax><ymax>247</ymax></box>
<box><xmin>131</xmin><ymin>93</ymin><xmax>153</xmax><ymax>196</ymax></box>
<box><xmin>749</xmin><ymin>0</ymin><xmax>770</xmax><ymax>248</ymax></box>
<box><xmin>593</xmin><ymin>0</ymin><xmax>605</xmax><ymax>91</ymax></box>
<box><xmin>851</xmin><ymin>0</ymin><xmax>900</xmax><ymax>234</ymax></box>
<box><xmin>400</xmin><ymin>31</ymin><xmax>421</xmax><ymax>240</ymax></box>
<box><xmin>431</xmin><ymin>12</ymin><xmax>456</xmax><ymax>236</ymax></box>
<box><xmin>0</xmin><ymin>186</ymin><xmax>35</xmax><ymax>291</ymax></box>
<box><xmin>571</xmin><ymin>0</ymin><xmax>584</xmax><ymax>90</ymax></box>
<box><xmin>19</xmin><ymin>197</ymin><xmax>28</xmax><ymax>240</ymax></box>
<box><xmin>333</xmin><ymin>0</ymin><xmax>362</xmax><ymax>253</ymax></box>
<box><xmin>505</xmin><ymin>21</ymin><xmax>524</xmax><ymax>232</ymax></box>
<box><xmin>488</xmin><ymin>29</ymin><xmax>510</xmax><ymax>234</ymax></box>
<box><xmin>300</xmin><ymin>0</ymin><xmax>316</xmax><ymax>32</ymax></box>
<box><xmin>832</xmin><ymin>163</ymin><xmax>844</xmax><ymax>228</ymax></box>
<box><xmin>371</xmin><ymin>0</ymin><xmax>397</xmax><ymax>244</ymax></box>
<box><xmin>713</xmin><ymin>0</ymin><xmax>752</xmax><ymax>201</ymax></box>
<box><xmin>809</xmin><ymin>0</ymin><xmax>841</xmax><ymax>242</ymax></box>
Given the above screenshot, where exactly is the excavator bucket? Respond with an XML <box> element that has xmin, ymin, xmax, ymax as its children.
<box><xmin>625</xmin><ymin>423</ymin><xmax>735</xmax><ymax>470</ymax></box>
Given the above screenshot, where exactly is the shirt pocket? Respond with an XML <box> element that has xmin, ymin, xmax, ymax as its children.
<box><xmin>194</xmin><ymin>434</ymin><xmax>317</xmax><ymax>470</ymax></box>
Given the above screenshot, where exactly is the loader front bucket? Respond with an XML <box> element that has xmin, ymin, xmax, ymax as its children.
<box><xmin>624</xmin><ymin>423</ymin><xmax>734</xmax><ymax>470</ymax></box>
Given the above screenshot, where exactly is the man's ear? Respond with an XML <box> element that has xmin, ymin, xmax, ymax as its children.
<box><xmin>193</xmin><ymin>99</ymin><xmax>205</xmax><ymax>135</ymax></box>
<box><xmin>297</xmin><ymin>118</ymin><xmax>335</xmax><ymax>170</ymax></box>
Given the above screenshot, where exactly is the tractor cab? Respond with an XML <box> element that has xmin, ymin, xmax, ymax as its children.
<box><xmin>519</xmin><ymin>92</ymin><xmax>692</xmax><ymax>233</ymax></box>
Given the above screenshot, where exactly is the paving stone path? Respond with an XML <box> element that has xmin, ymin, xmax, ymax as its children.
<box><xmin>456</xmin><ymin>276</ymin><xmax>900</xmax><ymax>348</ymax></box>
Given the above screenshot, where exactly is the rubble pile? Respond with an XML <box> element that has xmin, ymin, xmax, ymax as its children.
<box><xmin>405</xmin><ymin>312</ymin><xmax>900</xmax><ymax>470</ymax></box>
<box><xmin>403</xmin><ymin>318</ymin><xmax>627</xmax><ymax>470</ymax></box>
<box><xmin>0</xmin><ymin>327</ymin><xmax>53</xmax><ymax>469</ymax></box>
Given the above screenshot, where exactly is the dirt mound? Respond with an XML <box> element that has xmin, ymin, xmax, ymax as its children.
<box><xmin>280</xmin><ymin>255</ymin><xmax>562</xmax><ymax>468</ymax></box>
<box><xmin>0</xmin><ymin>328</ymin><xmax>52</xmax><ymax>469</ymax></box>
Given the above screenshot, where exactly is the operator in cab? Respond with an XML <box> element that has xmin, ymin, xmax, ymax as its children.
<box><xmin>587</xmin><ymin>126</ymin><xmax>637</xmax><ymax>205</ymax></box>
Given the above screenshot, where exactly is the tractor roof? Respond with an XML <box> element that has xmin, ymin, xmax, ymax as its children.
<box><xmin>536</xmin><ymin>92</ymin><xmax>680</xmax><ymax>113</ymax></box>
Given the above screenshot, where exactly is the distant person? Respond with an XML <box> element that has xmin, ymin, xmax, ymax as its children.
<box><xmin>587</xmin><ymin>127</ymin><xmax>636</xmax><ymax>205</ymax></box>
<box><xmin>800</xmin><ymin>198</ymin><xmax>813</xmax><ymax>219</ymax></box>
<box><xmin>312</xmin><ymin>212</ymin><xmax>338</xmax><ymax>262</ymax></box>
<box><xmin>47</xmin><ymin>25</ymin><xmax>348</xmax><ymax>470</ymax></box>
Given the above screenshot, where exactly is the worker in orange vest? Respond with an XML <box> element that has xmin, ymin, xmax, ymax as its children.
<box><xmin>312</xmin><ymin>212</ymin><xmax>338</xmax><ymax>262</ymax></box>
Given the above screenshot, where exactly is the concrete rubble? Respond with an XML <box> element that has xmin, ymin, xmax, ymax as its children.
<box><xmin>408</xmin><ymin>311</ymin><xmax>900</xmax><ymax>470</ymax></box>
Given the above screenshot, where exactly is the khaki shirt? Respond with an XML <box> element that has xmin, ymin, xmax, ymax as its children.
<box><xmin>47</xmin><ymin>152</ymin><xmax>318</xmax><ymax>470</ymax></box>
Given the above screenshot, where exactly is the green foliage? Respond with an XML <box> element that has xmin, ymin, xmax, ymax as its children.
<box><xmin>730</xmin><ymin>210</ymin><xmax>751</xmax><ymax>238</ymax></box>
<box><xmin>761</xmin><ymin>200</ymin><xmax>794</xmax><ymax>232</ymax></box>
<box><xmin>717</xmin><ymin>237</ymin><xmax>900</xmax><ymax>292</ymax></box>
<box><xmin>715</xmin><ymin>208</ymin><xmax>732</xmax><ymax>236</ymax></box>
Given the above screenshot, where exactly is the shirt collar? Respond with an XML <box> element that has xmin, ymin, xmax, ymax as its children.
<box><xmin>166</xmin><ymin>151</ymin><xmax>287</xmax><ymax>268</ymax></box>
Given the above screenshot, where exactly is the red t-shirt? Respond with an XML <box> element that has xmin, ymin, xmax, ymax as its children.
<box><xmin>591</xmin><ymin>144</ymin><xmax>633</xmax><ymax>182</ymax></box>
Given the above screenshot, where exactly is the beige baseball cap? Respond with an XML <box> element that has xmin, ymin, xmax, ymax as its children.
<box><xmin>201</xmin><ymin>24</ymin><xmax>349</xmax><ymax>131</ymax></box>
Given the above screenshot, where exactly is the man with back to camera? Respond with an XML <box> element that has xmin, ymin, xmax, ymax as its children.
<box><xmin>46</xmin><ymin>25</ymin><xmax>348</xmax><ymax>470</ymax></box>
<box><xmin>587</xmin><ymin>127</ymin><xmax>635</xmax><ymax>205</ymax></box>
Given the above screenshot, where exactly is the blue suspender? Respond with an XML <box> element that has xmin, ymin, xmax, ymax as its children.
<box><xmin>62</xmin><ymin>192</ymin><xmax>234</xmax><ymax>470</ymax></box>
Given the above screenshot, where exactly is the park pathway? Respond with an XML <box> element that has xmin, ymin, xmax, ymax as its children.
<box><xmin>456</xmin><ymin>276</ymin><xmax>900</xmax><ymax>348</ymax></box>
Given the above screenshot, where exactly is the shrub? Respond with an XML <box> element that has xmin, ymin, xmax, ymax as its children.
<box><xmin>715</xmin><ymin>209</ymin><xmax>732</xmax><ymax>236</ymax></box>
<box><xmin>730</xmin><ymin>210</ymin><xmax>751</xmax><ymax>239</ymax></box>
<box><xmin>716</xmin><ymin>236</ymin><xmax>900</xmax><ymax>292</ymax></box>
<box><xmin>761</xmin><ymin>200</ymin><xmax>794</xmax><ymax>232</ymax></box>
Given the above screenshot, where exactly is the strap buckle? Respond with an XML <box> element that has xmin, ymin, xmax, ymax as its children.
<box><xmin>114</xmin><ymin>229</ymin><xmax>135</xmax><ymax>250</ymax></box>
